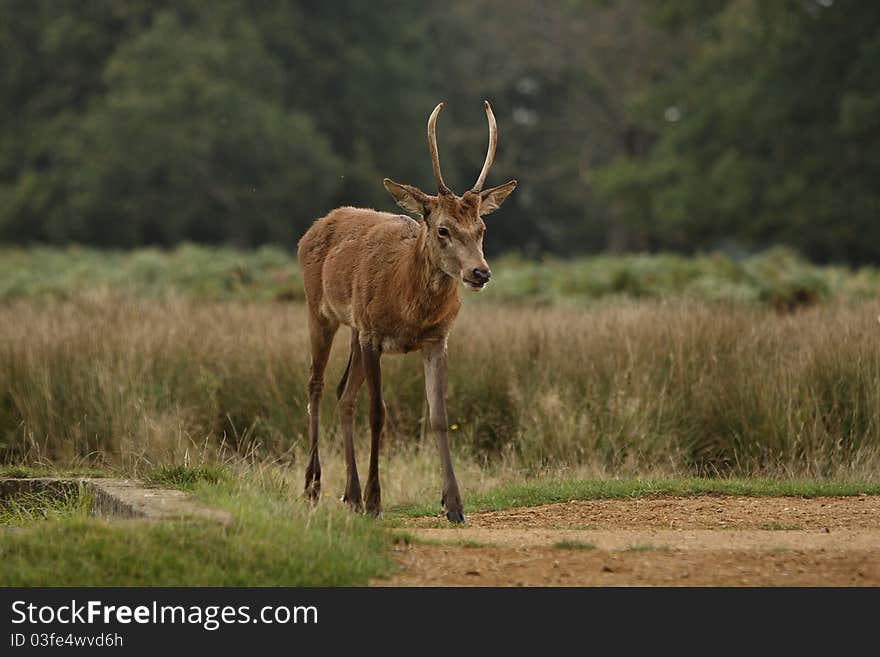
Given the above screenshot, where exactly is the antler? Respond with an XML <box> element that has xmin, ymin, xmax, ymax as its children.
<box><xmin>472</xmin><ymin>100</ymin><xmax>498</xmax><ymax>192</ymax></box>
<box><xmin>427</xmin><ymin>102</ymin><xmax>451</xmax><ymax>195</ymax></box>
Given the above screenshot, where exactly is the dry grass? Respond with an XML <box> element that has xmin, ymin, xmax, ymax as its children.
<box><xmin>2</xmin><ymin>294</ymin><xmax>880</xmax><ymax>509</ymax></box>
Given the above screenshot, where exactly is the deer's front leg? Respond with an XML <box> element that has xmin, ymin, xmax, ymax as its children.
<box><xmin>423</xmin><ymin>342</ymin><xmax>464</xmax><ymax>523</ymax></box>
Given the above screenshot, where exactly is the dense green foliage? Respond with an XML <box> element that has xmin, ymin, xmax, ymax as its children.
<box><xmin>3</xmin><ymin>2</ymin><xmax>874</xmax><ymax>259</ymax></box>
<box><xmin>1</xmin><ymin>245</ymin><xmax>878</xmax><ymax>308</ymax></box>
<box><xmin>598</xmin><ymin>0</ymin><xmax>880</xmax><ymax>262</ymax></box>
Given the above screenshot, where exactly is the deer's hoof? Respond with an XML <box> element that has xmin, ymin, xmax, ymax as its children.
<box><xmin>446</xmin><ymin>510</ymin><xmax>466</xmax><ymax>524</ymax></box>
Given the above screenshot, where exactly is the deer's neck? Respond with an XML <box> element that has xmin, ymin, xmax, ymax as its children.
<box><xmin>399</xmin><ymin>228</ymin><xmax>460</xmax><ymax>328</ymax></box>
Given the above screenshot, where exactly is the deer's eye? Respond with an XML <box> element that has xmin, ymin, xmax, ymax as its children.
<box><xmin>437</xmin><ymin>227</ymin><xmax>449</xmax><ymax>238</ymax></box>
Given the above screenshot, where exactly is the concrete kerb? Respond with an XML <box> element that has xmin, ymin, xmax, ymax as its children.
<box><xmin>0</xmin><ymin>477</ymin><xmax>232</xmax><ymax>525</ymax></box>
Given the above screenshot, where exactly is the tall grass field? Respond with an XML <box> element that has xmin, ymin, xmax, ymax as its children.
<box><xmin>1</xmin><ymin>251</ymin><xmax>878</xmax><ymax>482</ymax></box>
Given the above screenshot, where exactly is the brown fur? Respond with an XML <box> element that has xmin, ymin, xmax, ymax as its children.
<box><xmin>296</xmin><ymin>102</ymin><xmax>516</xmax><ymax>520</ymax></box>
<box><xmin>299</xmin><ymin>207</ymin><xmax>459</xmax><ymax>353</ymax></box>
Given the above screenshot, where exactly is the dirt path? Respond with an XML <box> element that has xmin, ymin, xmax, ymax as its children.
<box><xmin>377</xmin><ymin>495</ymin><xmax>880</xmax><ymax>586</ymax></box>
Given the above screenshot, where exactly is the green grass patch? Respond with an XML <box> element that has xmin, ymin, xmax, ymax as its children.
<box><xmin>0</xmin><ymin>486</ymin><xmax>91</xmax><ymax>527</ymax></box>
<box><xmin>553</xmin><ymin>539</ymin><xmax>597</xmax><ymax>550</ymax></box>
<box><xmin>389</xmin><ymin>478</ymin><xmax>880</xmax><ymax>518</ymax></box>
<box><xmin>144</xmin><ymin>464</ymin><xmax>228</xmax><ymax>490</ymax></box>
<box><xmin>0</xmin><ymin>471</ymin><xmax>394</xmax><ymax>586</ymax></box>
<box><xmin>0</xmin><ymin>465</ymin><xmax>107</xmax><ymax>479</ymax></box>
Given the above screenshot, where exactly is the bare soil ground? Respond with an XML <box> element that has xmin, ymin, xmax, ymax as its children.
<box><xmin>377</xmin><ymin>495</ymin><xmax>880</xmax><ymax>586</ymax></box>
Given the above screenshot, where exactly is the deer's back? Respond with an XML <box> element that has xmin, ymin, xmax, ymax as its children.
<box><xmin>298</xmin><ymin>207</ymin><xmax>423</xmax><ymax>328</ymax></box>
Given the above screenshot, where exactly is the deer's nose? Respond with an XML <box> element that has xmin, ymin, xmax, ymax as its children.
<box><xmin>472</xmin><ymin>268</ymin><xmax>491</xmax><ymax>284</ymax></box>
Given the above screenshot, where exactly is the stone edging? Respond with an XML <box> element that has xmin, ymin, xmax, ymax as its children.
<box><xmin>0</xmin><ymin>477</ymin><xmax>232</xmax><ymax>525</ymax></box>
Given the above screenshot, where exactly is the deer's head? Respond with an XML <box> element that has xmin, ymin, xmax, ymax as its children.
<box><xmin>384</xmin><ymin>102</ymin><xmax>516</xmax><ymax>291</ymax></box>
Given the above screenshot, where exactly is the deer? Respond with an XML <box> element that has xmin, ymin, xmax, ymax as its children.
<box><xmin>296</xmin><ymin>101</ymin><xmax>516</xmax><ymax>522</ymax></box>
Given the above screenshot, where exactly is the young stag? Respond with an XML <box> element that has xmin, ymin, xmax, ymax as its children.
<box><xmin>297</xmin><ymin>101</ymin><xmax>516</xmax><ymax>522</ymax></box>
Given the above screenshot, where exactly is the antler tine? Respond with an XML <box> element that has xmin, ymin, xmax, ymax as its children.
<box><xmin>427</xmin><ymin>102</ymin><xmax>451</xmax><ymax>195</ymax></box>
<box><xmin>472</xmin><ymin>100</ymin><xmax>498</xmax><ymax>192</ymax></box>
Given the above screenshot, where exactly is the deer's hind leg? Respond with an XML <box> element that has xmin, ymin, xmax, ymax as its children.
<box><xmin>304</xmin><ymin>311</ymin><xmax>339</xmax><ymax>501</ymax></box>
<box><xmin>361</xmin><ymin>339</ymin><xmax>385</xmax><ymax>517</ymax></box>
<box><xmin>337</xmin><ymin>328</ymin><xmax>365</xmax><ymax>511</ymax></box>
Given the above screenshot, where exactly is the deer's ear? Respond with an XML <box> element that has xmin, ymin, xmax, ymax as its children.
<box><xmin>478</xmin><ymin>180</ymin><xmax>517</xmax><ymax>216</ymax></box>
<box><xmin>383</xmin><ymin>179</ymin><xmax>431</xmax><ymax>218</ymax></box>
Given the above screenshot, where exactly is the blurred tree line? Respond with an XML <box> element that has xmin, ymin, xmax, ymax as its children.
<box><xmin>0</xmin><ymin>0</ymin><xmax>877</xmax><ymax>262</ymax></box>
